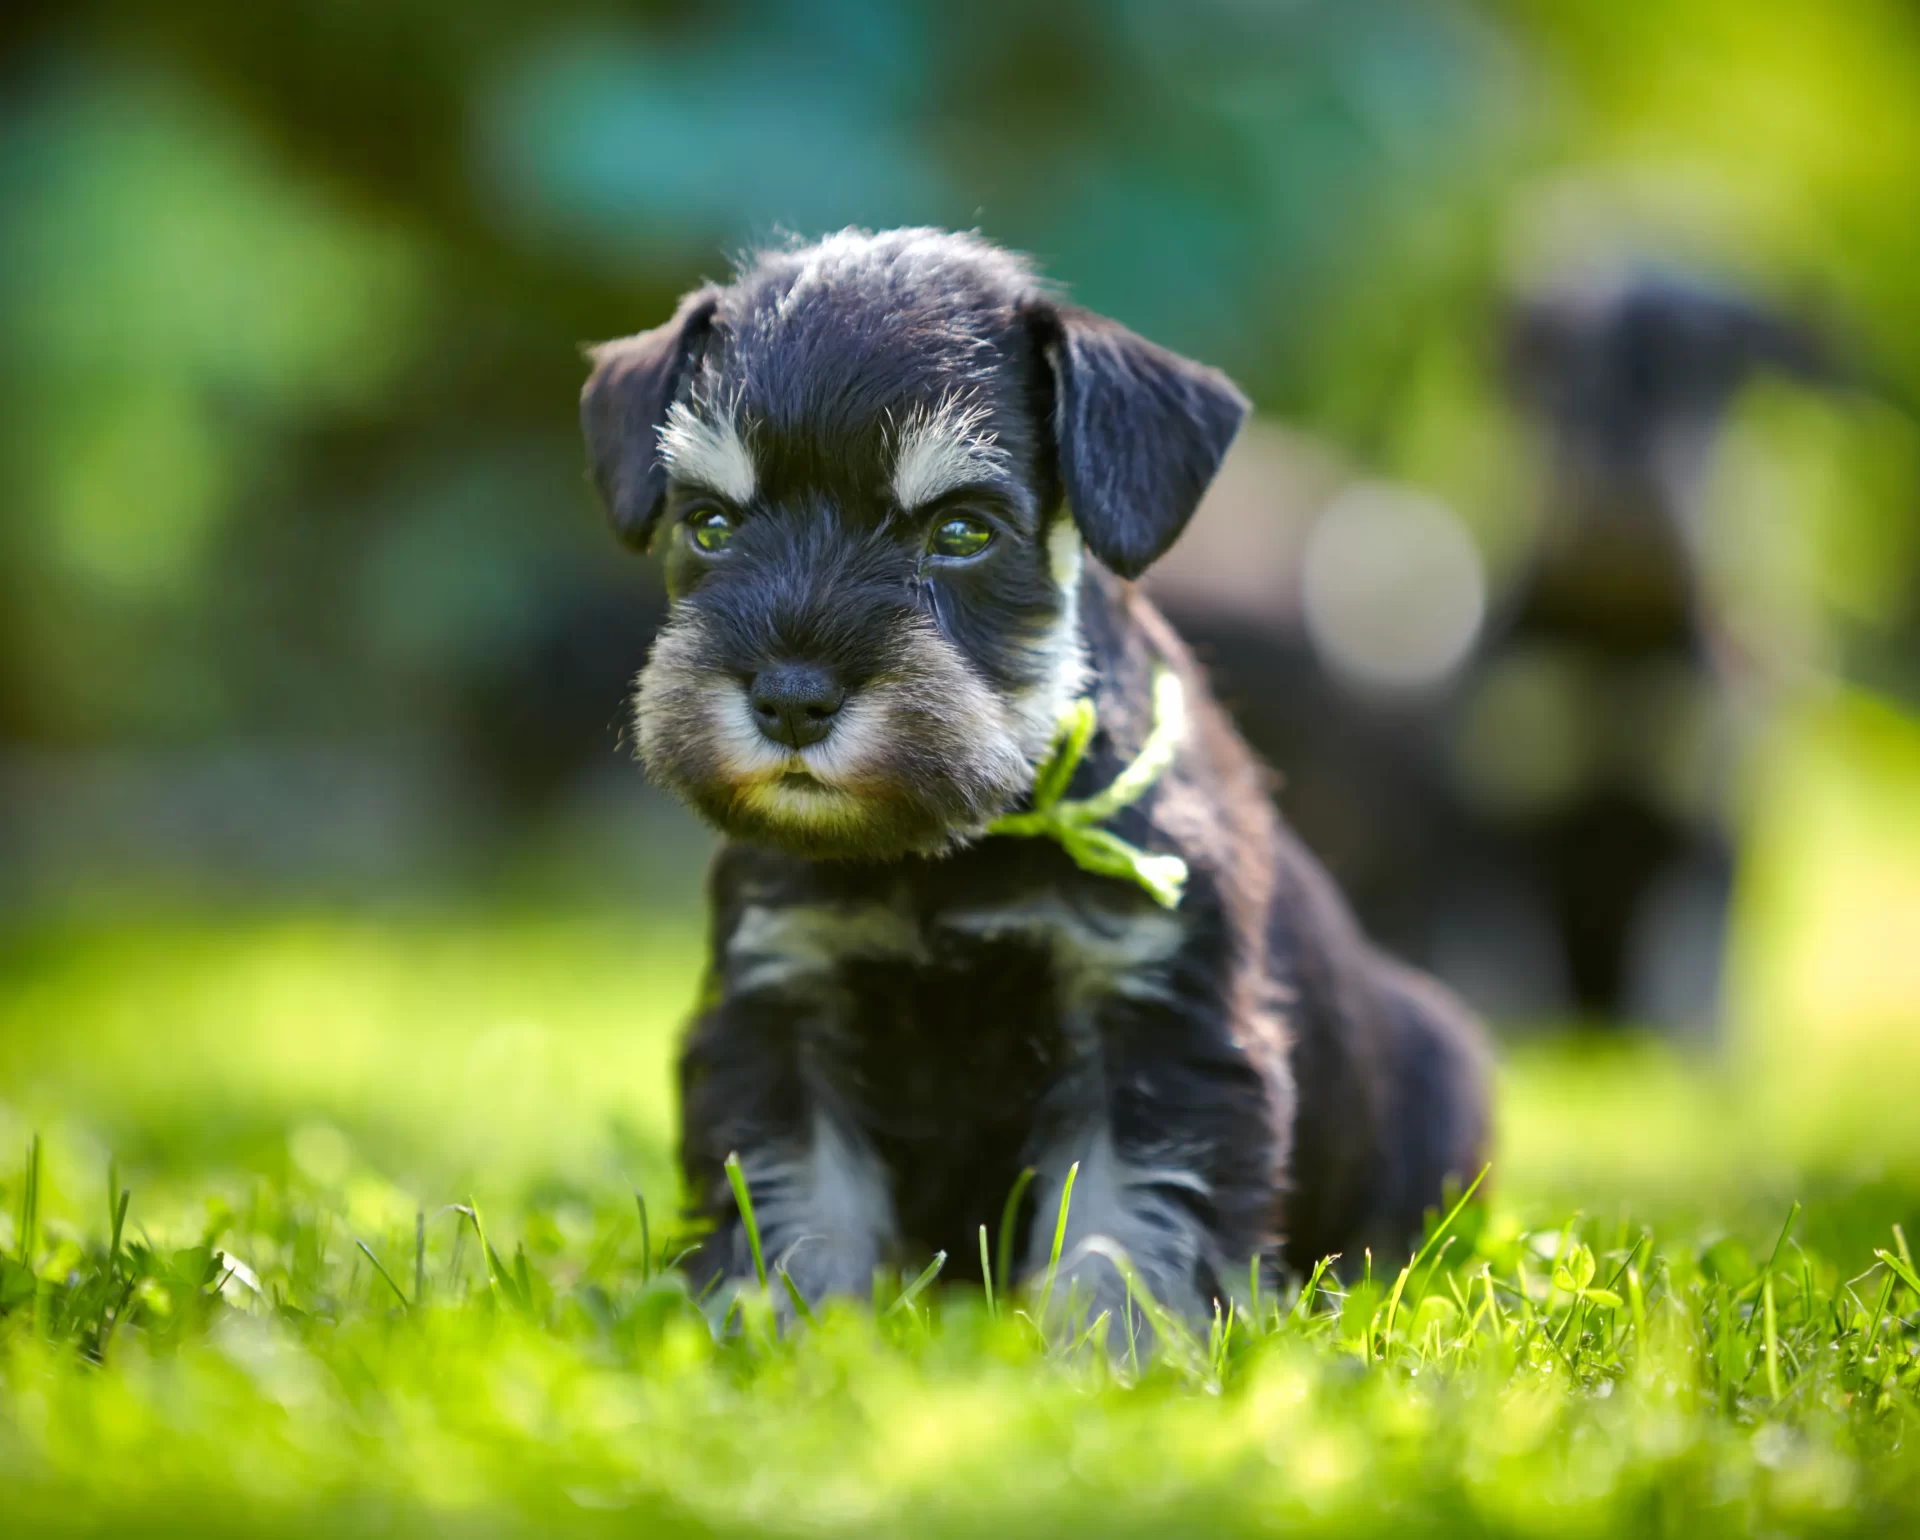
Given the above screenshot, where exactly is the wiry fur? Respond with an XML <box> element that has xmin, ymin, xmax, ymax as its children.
<box><xmin>657</xmin><ymin>398</ymin><xmax>758</xmax><ymax>504</ymax></box>
<box><xmin>581</xmin><ymin>228</ymin><xmax>1490</xmax><ymax>1344</ymax></box>
<box><xmin>720</xmin><ymin>1112</ymin><xmax>896</xmax><ymax>1300</ymax></box>
<box><xmin>889</xmin><ymin>390</ymin><xmax>1010</xmax><ymax>511</ymax></box>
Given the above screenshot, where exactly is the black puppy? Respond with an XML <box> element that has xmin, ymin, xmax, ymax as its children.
<box><xmin>581</xmin><ymin>229</ymin><xmax>1488</xmax><ymax>1329</ymax></box>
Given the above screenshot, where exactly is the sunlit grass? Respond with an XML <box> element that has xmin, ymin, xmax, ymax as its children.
<box><xmin>0</xmin><ymin>912</ymin><xmax>699</xmax><ymax>1227</ymax></box>
<box><xmin>4</xmin><ymin>1072</ymin><xmax>1919</xmax><ymax>1538</ymax></box>
<box><xmin>3</xmin><ymin>689</ymin><xmax>1919</xmax><ymax>1536</ymax></box>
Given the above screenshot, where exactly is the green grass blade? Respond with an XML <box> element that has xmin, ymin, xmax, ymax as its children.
<box><xmin>1764</xmin><ymin>1274</ymin><xmax>1783</xmax><ymax>1404</ymax></box>
<box><xmin>1291</xmin><ymin>1254</ymin><xmax>1337</xmax><ymax>1327</ymax></box>
<box><xmin>1408</xmin><ymin>1164</ymin><xmax>1490</xmax><ymax>1281</ymax></box>
<box><xmin>108</xmin><ymin>1181</ymin><xmax>129</xmax><ymax>1282</ymax></box>
<box><xmin>1074</xmin><ymin>1310</ymin><xmax>1115</xmax><ymax>1363</ymax></box>
<box><xmin>1210</xmin><ymin>1297</ymin><xmax>1234</xmax><ymax>1379</ymax></box>
<box><xmin>1863</xmin><ymin>1268</ymin><xmax>1895</xmax><ymax>1360</ymax></box>
<box><xmin>105</xmin><ymin>1157</ymin><xmax>119</xmax><ymax>1269</ymax></box>
<box><xmin>1383</xmin><ymin>1233</ymin><xmax>1462</xmax><ymax>1358</ymax></box>
<box><xmin>18</xmin><ymin>1134</ymin><xmax>41</xmax><ymax>1268</ymax></box>
<box><xmin>445</xmin><ymin>1211</ymin><xmax>469</xmax><ymax>1294</ymax></box>
<box><xmin>355</xmin><ymin>1238</ymin><xmax>412</xmax><ymax>1311</ymax></box>
<box><xmin>1381</xmin><ymin>1262</ymin><xmax>1415</xmax><ymax>1358</ymax></box>
<box><xmin>888</xmin><ymin>1251</ymin><xmax>947</xmax><ymax>1316</ymax></box>
<box><xmin>1626</xmin><ymin>1263</ymin><xmax>1647</xmax><ymax>1362</ymax></box>
<box><xmin>996</xmin><ymin>1166</ymin><xmax>1036</xmax><ymax>1309</ymax></box>
<box><xmin>979</xmin><ymin>1224</ymin><xmax>995</xmax><ymax>1318</ymax></box>
<box><xmin>723</xmin><ymin>1152</ymin><xmax>769</xmax><ymax>1291</ymax></box>
<box><xmin>1035</xmin><ymin>1161</ymin><xmax>1079</xmax><ymax>1326</ymax></box>
<box><xmin>1762</xmin><ymin>1201</ymin><xmax>1802</xmax><ymax>1275</ymax></box>
<box><xmin>1600</xmin><ymin>1232</ymin><xmax>1649</xmax><ymax>1302</ymax></box>
<box><xmin>486</xmin><ymin>1245</ymin><xmax>520</xmax><ymax>1307</ymax></box>
<box><xmin>636</xmin><ymin>1191</ymin><xmax>653</xmax><ymax>1283</ymax></box>
<box><xmin>775</xmin><ymin>1265</ymin><xmax>817</xmax><ymax>1325</ymax></box>
<box><xmin>459</xmin><ymin>1203</ymin><xmax>507</xmax><ymax>1306</ymax></box>
<box><xmin>1874</xmin><ymin>1246</ymin><xmax>1920</xmax><ymax>1299</ymax></box>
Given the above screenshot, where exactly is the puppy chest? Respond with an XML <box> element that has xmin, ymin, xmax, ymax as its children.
<box><xmin>837</xmin><ymin>945</ymin><xmax>1068</xmax><ymax>1255</ymax></box>
<box><xmin>721</xmin><ymin>896</ymin><xmax>1190</xmax><ymax>1222</ymax></box>
<box><xmin>723</xmin><ymin>895</ymin><xmax>1187</xmax><ymax>1053</ymax></box>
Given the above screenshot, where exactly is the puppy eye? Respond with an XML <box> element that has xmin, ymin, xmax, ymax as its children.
<box><xmin>929</xmin><ymin>516</ymin><xmax>994</xmax><ymax>561</ymax></box>
<box><xmin>686</xmin><ymin>508</ymin><xmax>736</xmax><ymax>554</ymax></box>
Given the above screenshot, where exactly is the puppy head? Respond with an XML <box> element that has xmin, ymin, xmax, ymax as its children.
<box><xmin>582</xmin><ymin>228</ymin><xmax>1247</xmax><ymax>859</ymax></box>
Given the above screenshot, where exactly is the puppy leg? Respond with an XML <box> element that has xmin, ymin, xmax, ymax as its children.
<box><xmin>1023</xmin><ymin>1019</ymin><xmax>1283</xmax><ymax>1350</ymax></box>
<box><xmin>1364</xmin><ymin>955</ymin><xmax>1491</xmax><ymax>1256</ymax></box>
<box><xmin>726</xmin><ymin>1111</ymin><xmax>894</xmax><ymax>1301</ymax></box>
<box><xmin>679</xmin><ymin>996</ymin><xmax>895</xmax><ymax>1306</ymax></box>
<box><xmin>1025</xmin><ymin>1122</ymin><xmax>1215</xmax><ymax>1344</ymax></box>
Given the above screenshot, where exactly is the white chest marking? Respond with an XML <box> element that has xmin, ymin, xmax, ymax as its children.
<box><xmin>726</xmin><ymin>902</ymin><xmax>924</xmax><ymax>994</ymax></box>
<box><xmin>938</xmin><ymin>897</ymin><xmax>1186</xmax><ymax>1011</ymax></box>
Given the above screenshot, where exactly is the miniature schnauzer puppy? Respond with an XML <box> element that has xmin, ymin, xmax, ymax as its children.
<box><xmin>581</xmin><ymin>229</ymin><xmax>1489</xmax><ymax>1330</ymax></box>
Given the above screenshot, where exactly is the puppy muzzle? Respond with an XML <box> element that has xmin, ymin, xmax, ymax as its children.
<box><xmin>632</xmin><ymin>607</ymin><xmax>1036</xmax><ymax>859</ymax></box>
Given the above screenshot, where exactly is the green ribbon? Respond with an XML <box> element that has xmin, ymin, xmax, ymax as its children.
<box><xmin>986</xmin><ymin>666</ymin><xmax>1190</xmax><ymax>908</ymax></box>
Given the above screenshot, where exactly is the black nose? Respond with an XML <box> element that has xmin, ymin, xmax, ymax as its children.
<box><xmin>748</xmin><ymin>663</ymin><xmax>845</xmax><ymax>750</ymax></box>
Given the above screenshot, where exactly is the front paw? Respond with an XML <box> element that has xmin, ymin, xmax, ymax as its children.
<box><xmin>697</xmin><ymin>1227</ymin><xmax>878</xmax><ymax>1326</ymax></box>
<box><xmin>1029</xmin><ymin>1239</ymin><xmax>1208</xmax><ymax>1361</ymax></box>
<box><xmin>775</xmin><ymin>1233</ymin><xmax>887</xmax><ymax>1306</ymax></box>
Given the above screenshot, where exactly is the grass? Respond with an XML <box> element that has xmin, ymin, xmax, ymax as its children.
<box><xmin>2</xmin><ymin>690</ymin><xmax>1919</xmax><ymax>1536</ymax></box>
<box><xmin>2</xmin><ymin>912</ymin><xmax>1918</xmax><ymax>1539</ymax></box>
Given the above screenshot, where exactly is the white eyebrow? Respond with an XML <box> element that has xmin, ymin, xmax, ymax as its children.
<box><xmin>889</xmin><ymin>393</ymin><xmax>1011</xmax><ymax>511</ymax></box>
<box><xmin>657</xmin><ymin>400</ymin><xmax>758</xmax><ymax>504</ymax></box>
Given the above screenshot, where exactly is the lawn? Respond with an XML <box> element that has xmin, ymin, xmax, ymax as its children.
<box><xmin>4</xmin><ymin>691</ymin><xmax>1920</xmax><ymax>1538</ymax></box>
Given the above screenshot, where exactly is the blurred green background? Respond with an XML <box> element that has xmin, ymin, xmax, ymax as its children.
<box><xmin>2</xmin><ymin>0</ymin><xmax>1919</xmax><ymax>1193</ymax></box>
<box><xmin>3</xmin><ymin>8</ymin><xmax>1920</xmax><ymax>1534</ymax></box>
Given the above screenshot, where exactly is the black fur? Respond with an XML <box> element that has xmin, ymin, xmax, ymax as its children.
<box><xmin>581</xmin><ymin>229</ymin><xmax>1489</xmax><ymax>1329</ymax></box>
<box><xmin>1028</xmin><ymin>300</ymin><xmax>1250</xmax><ymax>579</ymax></box>
<box><xmin>583</xmin><ymin>285</ymin><xmax>722</xmax><ymax>549</ymax></box>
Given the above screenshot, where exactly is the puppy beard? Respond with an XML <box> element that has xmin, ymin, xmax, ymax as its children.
<box><xmin>634</xmin><ymin>612</ymin><xmax>1033</xmax><ymax>860</ymax></box>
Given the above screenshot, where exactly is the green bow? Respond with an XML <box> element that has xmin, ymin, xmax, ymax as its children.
<box><xmin>986</xmin><ymin>666</ymin><xmax>1190</xmax><ymax>908</ymax></box>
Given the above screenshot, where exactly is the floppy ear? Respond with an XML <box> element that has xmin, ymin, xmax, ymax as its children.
<box><xmin>580</xmin><ymin>287</ymin><xmax>721</xmax><ymax>550</ymax></box>
<box><xmin>1028</xmin><ymin>301</ymin><xmax>1249</xmax><ymax>579</ymax></box>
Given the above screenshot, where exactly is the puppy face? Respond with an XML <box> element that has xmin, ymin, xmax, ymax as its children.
<box><xmin>583</xmin><ymin>229</ymin><xmax>1248</xmax><ymax>860</ymax></box>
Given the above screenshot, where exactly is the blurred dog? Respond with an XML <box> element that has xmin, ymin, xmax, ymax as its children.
<box><xmin>1157</xmin><ymin>271</ymin><xmax>1842</xmax><ymax>1034</ymax></box>
<box><xmin>580</xmin><ymin>229</ymin><xmax>1487</xmax><ymax>1332</ymax></box>
<box><xmin>1474</xmin><ymin>272</ymin><xmax>1836</xmax><ymax>1026</ymax></box>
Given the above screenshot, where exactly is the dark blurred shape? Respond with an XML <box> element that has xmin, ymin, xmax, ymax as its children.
<box><xmin>1149</xmin><ymin>430</ymin><xmax>1465</xmax><ymax>962</ymax></box>
<box><xmin>452</xmin><ymin>574</ymin><xmax>668</xmax><ymax>811</ymax></box>
<box><xmin>1471</xmin><ymin>272</ymin><xmax>1840</xmax><ymax>1027</ymax></box>
<box><xmin>1162</xmin><ymin>270</ymin><xmax>1848</xmax><ymax>1032</ymax></box>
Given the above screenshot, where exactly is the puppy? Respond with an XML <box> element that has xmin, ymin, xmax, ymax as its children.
<box><xmin>581</xmin><ymin>229</ymin><xmax>1488</xmax><ymax>1330</ymax></box>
